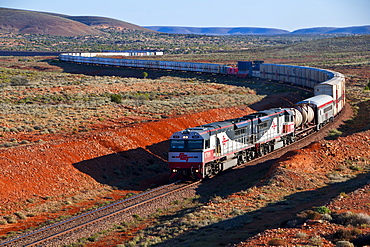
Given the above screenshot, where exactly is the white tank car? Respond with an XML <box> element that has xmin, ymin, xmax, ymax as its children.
<box><xmin>296</xmin><ymin>95</ymin><xmax>334</xmax><ymax>130</ymax></box>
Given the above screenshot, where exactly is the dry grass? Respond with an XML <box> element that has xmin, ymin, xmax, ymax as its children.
<box><xmin>0</xmin><ymin>59</ymin><xmax>266</xmax><ymax>146</ymax></box>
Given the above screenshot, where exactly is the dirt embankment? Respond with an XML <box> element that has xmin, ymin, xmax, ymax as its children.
<box><xmin>0</xmin><ymin>106</ymin><xmax>254</xmax><ymax>214</ymax></box>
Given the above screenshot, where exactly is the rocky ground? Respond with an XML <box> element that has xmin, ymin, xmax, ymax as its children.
<box><xmin>0</xmin><ymin>57</ymin><xmax>369</xmax><ymax>246</ymax></box>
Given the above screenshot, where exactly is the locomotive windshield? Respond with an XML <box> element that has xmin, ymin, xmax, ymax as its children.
<box><xmin>170</xmin><ymin>140</ymin><xmax>185</xmax><ymax>149</ymax></box>
<box><xmin>188</xmin><ymin>140</ymin><xmax>203</xmax><ymax>149</ymax></box>
<box><xmin>170</xmin><ymin>140</ymin><xmax>203</xmax><ymax>151</ymax></box>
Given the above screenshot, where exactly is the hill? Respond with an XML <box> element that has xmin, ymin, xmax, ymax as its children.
<box><xmin>0</xmin><ymin>8</ymin><xmax>103</xmax><ymax>36</ymax></box>
<box><xmin>292</xmin><ymin>25</ymin><xmax>370</xmax><ymax>34</ymax></box>
<box><xmin>0</xmin><ymin>8</ymin><xmax>155</xmax><ymax>36</ymax></box>
<box><xmin>145</xmin><ymin>26</ymin><xmax>290</xmax><ymax>35</ymax></box>
<box><xmin>66</xmin><ymin>16</ymin><xmax>157</xmax><ymax>32</ymax></box>
<box><xmin>146</xmin><ymin>25</ymin><xmax>370</xmax><ymax>35</ymax></box>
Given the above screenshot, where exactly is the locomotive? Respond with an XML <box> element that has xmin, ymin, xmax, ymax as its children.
<box><xmin>168</xmin><ymin>95</ymin><xmax>335</xmax><ymax>179</ymax></box>
<box><xmin>58</xmin><ymin>52</ymin><xmax>345</xmax><ymax>180</ymax></box>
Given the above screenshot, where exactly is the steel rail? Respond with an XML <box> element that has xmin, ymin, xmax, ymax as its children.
<box><xmin>0</xmin><ymin>180</ymin><xmax>198</xmax><ymax>246</ymax></box>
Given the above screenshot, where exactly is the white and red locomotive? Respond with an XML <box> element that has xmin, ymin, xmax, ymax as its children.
<box><xmin>168</xmin><ymin>94</ymin><xmax>335</xmax><ymax>179</ymax></box>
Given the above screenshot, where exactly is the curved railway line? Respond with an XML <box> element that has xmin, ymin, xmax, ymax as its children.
<box><xmin>0</xmin><ymin>103</ymin><xmax>350</xmax><ymax>247</ymax></box>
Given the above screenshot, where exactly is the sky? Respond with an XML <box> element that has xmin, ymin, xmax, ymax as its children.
<box><xmin>1</xmin><ymin>0</ymin><xmax>369</xmax><ymax>31</ymax></box>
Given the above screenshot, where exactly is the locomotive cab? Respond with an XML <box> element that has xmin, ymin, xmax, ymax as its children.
<box><xmin>168</xmin><ymin>128</ymin><xmax>209</xmax><ymax>180</ymax></box>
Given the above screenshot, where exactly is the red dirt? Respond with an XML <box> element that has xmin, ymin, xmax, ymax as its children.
<box><xmin>0</xmin><ymin>105</ymin><xmax>255</xmax><ymax>236</ymax></box>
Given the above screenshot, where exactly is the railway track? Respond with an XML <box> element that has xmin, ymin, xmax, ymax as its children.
<box><xmin>0</xmin><ymin>181</ymin><xmax>200</xmax><ymax>246</ymax></box>
<box><xmin>0</xmin><ymin>103</ymin><xmax>348</xmax><ymax>247</ymax></box>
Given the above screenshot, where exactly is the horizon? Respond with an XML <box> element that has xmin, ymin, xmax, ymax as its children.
<box><xmin>1</xmin><ymin>0</ymin><xmax>369</xmax><ymax>31</ymax></box>
<box><xmin>142</xmin><ymin>24</ymin><xmax>369</xmax><ymax>30</ymax></box>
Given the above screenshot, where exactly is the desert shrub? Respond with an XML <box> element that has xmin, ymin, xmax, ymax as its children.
<box><xmin>349</xmin><ymin>165</ymin><xmax>361</xmax><ymax>171</ymax></box>
<box><xmin>9</xmin><ymin>127</ymin><xmax>18</xmax><ymax>133</ymax></box>
<box><xmin>321</xmin><ymin>213</ymin><xmax>333</xmax><ymax>221</ymax></box>
<box><xmin>327</xmin><ymin>129</ymin><xmax>343</xmax><ymax>139</ymax></box>
<box><xmin>309</xmin><ymin>235</ymin><xmax>323</xmax><ymax>246</ymax></box>
<box><xmin>10</xmin><ymin>76</ymin><xmax>29</xmax><ymax>86</ymax></box>
<box><xmin>333</xmin><ymin>211</ymin><xmax>370</xmax><ymax>226</ymax></box>
<box><xmin>3</xmin><ymin>216</ymin><xmax>17</xmax><ymax>224</ymax></box>
<box><xmin>3</xmin><ymin>142</ymin><xmax>18</xmax><ymax>148</ymax></box>
<box><xmin>315</xmin><ymin>206</ymin><xmax>331</xmax><ymax>214</ymax></box>
<box><xmin>296</xmin><ymin>232</ymin><xmax>308</xmax><ymax>238</ymax></box>
<box><xmin>136</xmin><ymin>94</ymin><xmax>149</xmax><ymax>101</ymax></box>
<box><xmin>229</xmin><ymin>208</ymin><xmax>243</xmax><ymax>216</ymax></box>
<box><xmin>132</xmin><ymin>214</ymin><xmax>142</xmax><ymax>221</ymax></box>
<box><xmin>306</xmin><ymin>210</ymin><xmax>322</xmax><ymax>220</ymax></box>
<box><xmin>26</xmin><ymin>198</ymin><xmax>35</xmax><ymax>203</ymax></box>
<box><xmin>336</xmin><ymin>241</ymin><xmax>354</xmax><ymax>247</ymax></box>
<box><xmin>1</xmin><ymin>127</ymin><xmax>10</xmax><ymax>132</ymax></box>
<box><xmin>267</xmin><ymin>238</ymin><xmax>287</xmax><ymax>246</ymax></box>
<box><xmin>333</xmin><ymin>229</ymin><xmax>362</xmax><ymax>241</ymax></box>
<box><xmin>110</xmin><ymin>94</ymin><xmax>123</xmax><ymax>103</ymax></box>
<box><xmin>87</xmin><ymin>233</ymin><xmax>100</xmax><ymax>242</ymax></box>
<box><xmin>14</xmin><ymin>212</ymin><xmax>27</xmax><ymax>219</ymax></box>
<box><xmin>210</xmin><ymin>195</ymin><xmax>223</xmax><ymax>204</ymax></box>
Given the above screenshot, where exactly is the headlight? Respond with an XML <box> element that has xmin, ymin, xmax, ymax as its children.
<box><xmin>172</xmin><ymin>169</ymin><xmax>177</xmax><ymax>173</ymax></box>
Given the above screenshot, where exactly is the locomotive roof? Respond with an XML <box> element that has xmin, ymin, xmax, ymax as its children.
<box><xmin>172</xmin><ymin>107</ymin><xmax>294</xmax><ymax>139</ymax></box>
<box><xmin>297</xmin><ymin>95</ymin><xmax>333</xmax><ymax>108</ymax></box>
<box><xmin>201</xmin><ymin>121</ymin><xmax>232</xmax><ymax>129</ymax></box>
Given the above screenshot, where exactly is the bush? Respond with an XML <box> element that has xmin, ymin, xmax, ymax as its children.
<box><xmin>3</xmin><ymin>216</ymin><xmax>17</xmax><ymax>224</ymax></box>
<box><xmin>296</xmin><ymin>232</ymin><xmax>308</xmax><ymax>238</ymax></box>
<box><xmin>14</xmin><ymin>212</ymin><xmax>27</xmax><ymax>219</ymax></box>
<box><xmin>267</xmin><ymin>238</ymin><xmax>287</xmax><ymax>246</ymax></box>
<box><xmin>10</xmin><ymin>76</ymin><xmax>29</xmax><ymax>86</ymax></box>
<box><xmin>110</xmin><ymin>94</ymin><xmax>123</xmax><ymax>103</ymax></box>
<box><xmin>333</xmin><ymin>211</ymin><xmax>370</xmax><ymax>226</ymax></box>
<box><xmin>327</xmin><ymin>129</ymin><xmax>343</xmax><ymax>139</ymax></box>
<box><xmin>315</xmin><ymin>206</ymin><xmax>331</xmax><ymax>214</ymax></box>
<box><xmin>336</xmin><ymin>241</ymin><xmax>354</xmax><ymax>247</ymax></box>
<box><xmin>333</xmin><ymin>229</ymin><xmax>362</xmax><ymax>241</ymax></box>
<box><xmin>306</xmin><ymin>210</ymin><xmax>322</xmax><ymax>220</ymax></box>
<box><xmin>309</xmin><ymin>235</ymin><xmax>323</xmax><ymax>246</ymax></box>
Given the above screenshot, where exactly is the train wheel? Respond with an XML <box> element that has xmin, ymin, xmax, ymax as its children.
<box><xmin>245</xmin><ymin>151</ymin><xmax>253</xmax><ymax>161</ymax></box>
<box><xmin>212</xmin><ymin>162</ymin><xmax>221</xmax><ymax>175</ymax></box>
<box><xmin>238</xmin><ymin>153</ymin><xmax>247</xmax><ymax>165</ymax></box>
<box><xmin>205</xmin><ymin>164</ymin><xmax>212</xmax><ymax>177</ymax></box>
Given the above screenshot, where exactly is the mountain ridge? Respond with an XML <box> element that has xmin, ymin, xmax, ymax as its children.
<box><xmin>145</xmin><ymin>26</ymin><xmax>290</xmax><ymax>35</ymax></box>
<box><xmin>0</xmin><ymin>7</ymin><xmax>369</xmax><ymax>36</ymax></box>
<box><xmin>0</xmin><ymin>7</ymin><xmax>156</xmax><ymax>36</ymax></box>
<box><xmin>145</xmin><ymin>25</ymin><xmax>370</xmax><ymax>35</ymax></box>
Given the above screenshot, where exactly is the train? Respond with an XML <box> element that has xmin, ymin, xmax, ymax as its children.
<box><xmin>58</xmin><ymin>52</ymin><xmax>345</xmax><ymax>180</ymax></box>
